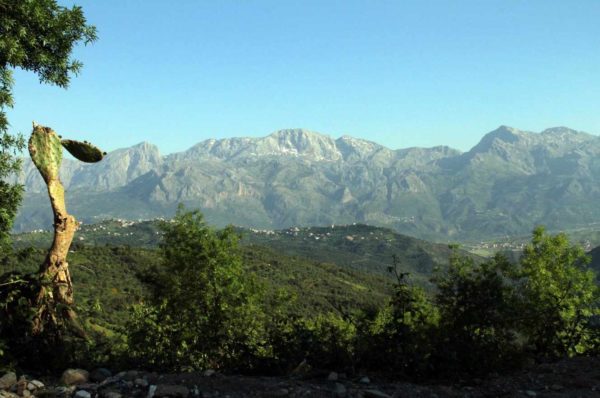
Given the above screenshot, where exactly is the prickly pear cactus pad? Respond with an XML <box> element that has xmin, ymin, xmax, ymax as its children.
<box><xmin>28</xmin><ymin>124</ymin><xmax>63</xmax><ymax>182</ymax></box>
<box><xmin>61</xmin><ymin>139</ymin><xmax>105</xmax><ymax>163</ymax></box>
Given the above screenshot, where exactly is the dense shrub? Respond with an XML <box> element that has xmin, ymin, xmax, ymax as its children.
<box><xmin>0</xmin><ymin>269</ymin><xmax>89</xmax><ymax>371</ymax></box>
<box><xmin>518</xmin><ymin>227</ymin><xmax>600</xmax><ymax>357</ymax></box>
<box><xmin>429</xmin><ymin>228</ymin><xmax>600</xmax><ymax>375</ymax></box>
<box><xmin>125</xmin><ymin>206</ymin><xmax>270</xmax><ymax>371</ymax></box>
<box><xmin>301</xmin><ymin>313</ymin><xmax>357</xmax><ymax>371</ymax></box>
<box><xmin>358</xmin><ymin>256</ymin><xmax>438</xmax><ymax>377</ymax></box>
<box><xmin>124</xmin><ymin>222</ymin><xmax>600</xmax><ymax>378</ymax></box>
<box><xmin>432</xmin><ymin>251</ymin><xmax>524</xmax><ymax>375</ymax></box>
<box><xmin>0</xmin><ymin>270</ymin><xmax>35</xmax><ymax>369</ymax></box>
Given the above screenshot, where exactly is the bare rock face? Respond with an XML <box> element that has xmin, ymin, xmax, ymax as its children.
<box><xmin>83</xmin><ymin>141</ymin><xmax>162</xmax><ymax>191</ymax></box>
<box><xmin>14</xmin><ymin>126</ymin><xmax>600</xmax><ymax>242</ymax></box>
<box><xmin>16</xmin><ymin>141</ymin><xmax>161</xmax><ymax>193</ymax></box>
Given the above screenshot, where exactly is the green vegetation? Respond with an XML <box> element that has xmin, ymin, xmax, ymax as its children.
<box><xmin>0</xmin><ymin>0</ymin><xmax>97</xmax><ymax>370</ymax></box>
<box><xmin>13</xmin><ymin>220</ymin><xmax>481</xmax><ymax>292</ymax></box>
<box><xmin>2</xmin><ymin>0</ymin><xmax>599</xmax><ymax>383</ymax></box>
<box><xmin>0</xmin><ymin>0</ymin><xmax>96</xmax><ymax>250</ymax></box>
<box><xmin>144</xmin><ymin>220</ymin><xmax>599</xmax><ymax>376</ymax></box>
<box><xmin>519</xmin><ymin>227</ymin><xmax>599</xmax><ymax>356</ymax></box>
<box><xmin>126</xmin><ymin>207</ymin><xmax>269</xmax><ymax>370</ymax></box>
<box><xmin>243</xmin><ymin>224</ymin><xmax>479</xmax><ymax>288</ymax></box>
<box><xmin>432</xmin><ymin>252</ymin><xmax>523</xmax><ymax>375</ymax></box>
<box><xmin>5</xmin><ymin>207</ymin><xmax>598</xmax><ymax>380</ymax></box>
<box><xmin>359</xmin><ymin>255</ymin><xmax>439</xmax><ymax>378</ymax></box>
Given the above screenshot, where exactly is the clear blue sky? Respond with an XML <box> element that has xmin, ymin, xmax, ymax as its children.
<box><xmin>7</xmin><ymin>0</ymin><xmax>600</xmax><ymax>154</ymax></box>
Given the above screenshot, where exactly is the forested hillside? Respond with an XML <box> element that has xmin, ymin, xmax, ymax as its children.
<box><xmin>13</xmin><ymin>219</ymin><xmax>480</xmax><ymax>288</ymax></box>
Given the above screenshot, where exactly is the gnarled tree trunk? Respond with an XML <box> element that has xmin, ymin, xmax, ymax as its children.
<box><xmin>29</xmin><ymin>124</ymin><xmax>79</xmax><ymax>335</ymax></box>
<box><xmin>28</xmin><ymin>123</ymin><xmax>105</xmax><ymax>336</ymax></box>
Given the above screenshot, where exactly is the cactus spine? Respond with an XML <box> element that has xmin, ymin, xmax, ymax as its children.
<box><xmin>28</xmin><ymin>123</ymin><xmax>104</xmax><ymax>334</ymax></box>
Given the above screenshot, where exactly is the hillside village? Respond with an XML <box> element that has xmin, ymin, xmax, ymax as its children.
<box><xmin>15</xmin><ymin>217</ymin><xmax>599</xmax><ymax>259</ymax></box>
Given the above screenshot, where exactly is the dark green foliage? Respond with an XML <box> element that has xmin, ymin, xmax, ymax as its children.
<box><xmin>4</xmin><ymin>219</ymin><xmax>599</xmax><ymax>378</ymax></box>
<box><xmin>0</xmin><ymin>58</ymin><xmax>23</xmax><ymax>250</ymax></box>
<box><xmin>0</xmin><ymin>0</ymin><xmax>95</xmax><ymax>366</ymax></box>
<box><xmin>0</xmin><ymin>0</ymin><xmax>96</xmax><ymax>247</ymax></box>
<box><xmin>0</xmin><ymin>266</ymin><xmax>91</xmax><ymax>371</ymax></box>
<box><xmin>0</xmin><ymin>119</ymin><xmax>24</xmax><ymax>251</ymax></box>
<box><xmin>126</xmin><ymin>206</ymin><xmax>270</xmax><ymax>371</ymax></box>
<box><xmin>13</xmin><ymin>220</ymin><xmax>480</xmax><ymax>292</ymax></box>
<box><xmin>518</xmin><ymin>226</ymin><xmax>599</xmax><ymax>357</ymax></box>
<box><xmin>242</xmin><ymin>223</ymin><xmax>481</xmax><ymax>288</ymax></box>
<box><xmin>432</xmin><ymin>251</ymin><xmax>523</xmax><ymax>375</ymax></box>
<box><xmin>358</xmin><ymin>256</ymin><xmax>438</xmax><ymax>377</ymax></box>
<box><xmin>0</xmin><ymin>245</ymin><xmax>158</xmax><ymax>370</ymax></box>
<box><xmin>8</xmin><ymin>234</ymin><xmax>392</xmax><ymax>331</ymax></box>
<box><xmin>292</xmin><ymin>313</ymin><xmax>357</xmax><ymax>372</ymax></box>
<box><xmin>0</xmin><ymin>0</ymin><xmax>97</xmax><ymax>86</ymax></box>
<box><xmin>429</xmin><ymin>228</ymin><xmax>599</xmax><ymax>376</ymax></box>
<box><xmin>0</xmin><ymin>270</ymin><xmax>38</xmax><ymax>368</ymax></box>
<box><xmin>260</xmin><ymin>299</ymin><xmax>359</xmax><ymax>375</ymax></box>
<box><xmin>242</xmin><ymin>244</ymin><xmax>391</xmax><ymax>315</ymax></box>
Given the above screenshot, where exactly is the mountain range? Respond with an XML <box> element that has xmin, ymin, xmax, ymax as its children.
<box><xmin>13</xmin><ymin>126</ymin><xmax>600</xmax><ymax>241</ymax></box>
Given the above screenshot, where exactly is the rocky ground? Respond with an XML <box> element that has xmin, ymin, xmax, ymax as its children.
<box><xmin>1</xmin><ymin>356</ymin><xmax>600</xmax><ymax>398</ymax></box>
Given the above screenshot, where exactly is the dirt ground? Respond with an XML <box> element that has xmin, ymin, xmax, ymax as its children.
<box><xmin>146</xmin><ymin>356</ymin><xmax>600</xmax><ymax>397</ymax></box>
<box><xmin>3</xmin><ymin>356</ymin><xmax>600</xmax><ymax>398</ymax></box>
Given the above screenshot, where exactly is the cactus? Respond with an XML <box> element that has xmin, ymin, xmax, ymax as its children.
<box><xmin>28</xmin><ymin>124</ymin><xmax>63</xmax><ymax>182</ymax></box>
<box><xmin>61</xmin><ymin>139</ymin><xmax>105</xmax><ymax>163</ymax></box>
<box><xmin>28</xmin><ymin>123</ymin><xmax>104</xmax><ymax>335</ymax></box>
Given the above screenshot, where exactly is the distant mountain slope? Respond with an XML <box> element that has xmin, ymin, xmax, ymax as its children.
<box><xmin>242</xmin><ymin>224</ymin><xmax>468</xmax><ymax>287</ymax></box>
<box><xmin>13</xmin><ymin>126</ymin><xmax>600</xmax><ymax>241</ymax></box>
<box><xmin>13</xmin><ymin>219</ymin><xmax>479</xmax><ymax>290</ymax></box>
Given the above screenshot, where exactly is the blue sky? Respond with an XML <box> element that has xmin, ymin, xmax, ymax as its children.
<box><xmin>7</xmin><ymin>0</ymin><xmax>600</xmax><ymax>154</ymax></box>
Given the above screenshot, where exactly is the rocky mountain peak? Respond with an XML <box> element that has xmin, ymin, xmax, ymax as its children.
<box><xmin>262</xmin><ymin>129</ymin><xmax>341</xmax><ymax>160</ymax></box>
<box><xmin>539</xmin><ymin>127</ymin><xmax>596</xmax><ymax>146</ymax></box>
<box><xmin>268</xmin><ymin>128</ymin><xmax>321</xmax><ymax>139</ymax></box>
<box><xmin>16</xmin><ymin>125</ymin><xmax>600</xmax><ymax>241</ymax></box>
<box><xmin>132</xmin><ymin>141</ymin><xmax>158</xmax><ymax>150</ymax></box>
<box><xmin>541</xmin><ymin>126</ymin><xmax>580</xmax><ymax>135</ymax></box>
<box><xmin>109</xmin><ymin>141</ymin><xmax>161</xmax><ymax>158</ymax></box>
<box><xmin>480</xmin><ymin>125</ymin><xmax>523</xmax><ymax>145</ymax></box>
<box><xmin>335</xmin><ymin>135</ymin><xmax>384</xmax><ymax>160</ymax></box>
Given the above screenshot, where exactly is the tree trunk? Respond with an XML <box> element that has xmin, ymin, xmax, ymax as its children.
<box><xmin>28</xmin><ymin>125</ymin><xmax>81</xmax><ymax>335</ymax></box>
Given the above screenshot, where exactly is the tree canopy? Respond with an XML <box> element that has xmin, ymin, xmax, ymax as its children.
<box><xmin>0</xmin><ymin>0</ymin><xmax>96</xmax><ymax>248</ymax></box>
<box><xmin>127</xmin><ymin>206</ymin><xmax>269</xmax><ymax>370</ymax></box>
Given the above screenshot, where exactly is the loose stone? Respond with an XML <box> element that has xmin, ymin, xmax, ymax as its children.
<box><xmin>0</xmin><ymin>373</ymin><xmax>17</xmax><ymax>390</ymax></box>
<box><xmin>61</xmin><ymin>369</ymin><xmax>90</xmax><ymax>386</ymax></box>
<box><xmin>74</xmin><ymin>390</ymin><xmax>92</xmax><ymax>398</ymax></box>
<box><xmin>90</xmin><ymin>368</ymin><xmax>113</xmax><ymax>383</ymax></box>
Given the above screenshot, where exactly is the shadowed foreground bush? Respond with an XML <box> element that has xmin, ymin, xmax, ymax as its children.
<box><xmin>122</xmin><ymin>212</ymin><xmax>600</xmax><ymax>378</ymax></box>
